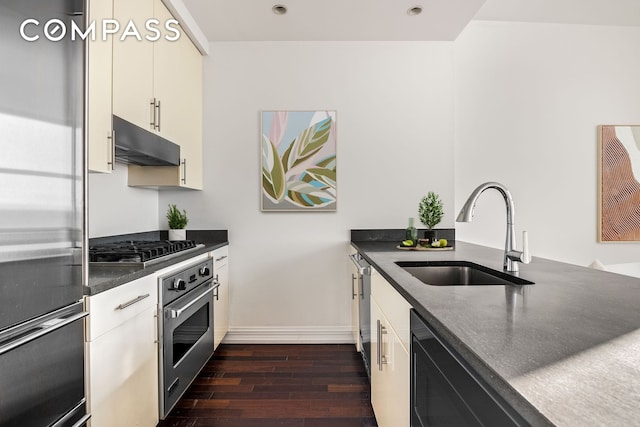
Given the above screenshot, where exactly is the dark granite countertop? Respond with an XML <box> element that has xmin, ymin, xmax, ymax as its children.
<box><xmin>351</xmin><ymin>239</ymin><xmax>640</xmax><ymax>427</ymax></box>
<box><xmin>86</xmin><ymin>230</ymin><xmax>228</xmax><ymax>296</ymax></box>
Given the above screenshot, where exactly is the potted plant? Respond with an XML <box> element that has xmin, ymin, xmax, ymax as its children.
<box><xmin>167</xmin><ymin>204</ymin><xmax>188</xmax><ymax>240</ymax></box>
<box><xmin>418</xmin><ymin>192</ymin><xmax>444</xmax><ymax>243</ymax></box>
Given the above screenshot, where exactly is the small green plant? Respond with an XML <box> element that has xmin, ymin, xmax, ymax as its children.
<box><xmin>166</xmin><ymin>204</ymin><xmax>188</xmax><ymax>229</ymax></box>
<box><xmin>418</xmin><ymin>192</ymin><xmax>444</xmax><ymax>229</ymax></box>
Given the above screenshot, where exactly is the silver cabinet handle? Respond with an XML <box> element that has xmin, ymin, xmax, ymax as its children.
<box><xmin>150</xmin><ymin>98</ymin><xmax>156</xmax><ymax>129</ymax></box>
<box><xmin>181</xmin><ymin>158</ymin><xmax>187</xmax><ymax>184</ymax></box>
<box><xmin>115</xmin><ymin>293</ymin><xmax>150</xmax><ymax>310</ymax></box>
<box><xmin>169</xmin><ymin>284</ymin><xmax>213</xmax><ymax>319</ymax></box>
<box><xmin>377</xmin><ymin>319</ymin><xmax>388</xmax><ymax>371</ymax></box>
<box><xmin>0</xmin><ymin>311</ymin><xmax>88</xmax><ymax>356</ymax></box>
<box><xmin>215</xmin><ymin>255</ymin><xmax>228</xmax><ymax>262</ymax></box>
<box><xmin>351</xmin><ymin>274</ymin><xmax>357</xmax><ymax>300</ymax></box>
<box><xmin>213</xmin><ymin>283</ymin><xmax>220</xmax><ymax>301</ymax></box>
<box><xmin>107</xmin><ymin>129</ymin><xmax>115</xmax><ymax>170</ymax></box>
<box><xmin>156</xmin><ymin>99</ymin><xmax>161</xmax><ymax>131</ymax></box>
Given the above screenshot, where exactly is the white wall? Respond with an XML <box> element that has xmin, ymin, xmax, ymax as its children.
<box><xmin>454</xmin><ymin>21</ymin><xmax>640</xmax><ymax>266</ymax></box>
<box><xmin>159</xmin><ymin>41</ymin><xmax>455</xmax><ymax>341</ymax></box>
<box><xmin>88</xmin><ymin>163</ymin><xmax>160</xmax><ymax>237</ymax></box>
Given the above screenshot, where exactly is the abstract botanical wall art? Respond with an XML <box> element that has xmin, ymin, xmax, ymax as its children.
<box><xmin>598</xmin><ymin>125</ymin><xmax>640</xmax><ymax>241</ymax></box>
<box><xmin>261</xmin><ymin>111</ymin><xmax>337</xmax><ymax>211</ymax></box>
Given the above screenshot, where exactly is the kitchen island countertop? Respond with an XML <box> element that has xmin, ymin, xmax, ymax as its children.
<box><xmin>352</xmin><ymin>239</ymin><xmax>640</xmax><ymax>426</ymax></box>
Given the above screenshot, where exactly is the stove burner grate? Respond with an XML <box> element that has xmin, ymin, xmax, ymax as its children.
<box><xmin>89</xmin><ymin>240</ymin><xmax>198</xmax><ymax>263</ymax></box>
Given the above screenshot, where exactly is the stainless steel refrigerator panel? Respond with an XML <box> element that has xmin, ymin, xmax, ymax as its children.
<box><xmin>0</xmin><ymin>0</ymin><xmax>84</xmax><ymax>329</ymax></box>
<box><xmin>0</xmin><ymin>256</ymin><xmax>82</xmax><ymax>331</ymax></box>
<box><xmin>0</xmin><ymin>0</ymin><xmax>87</xmax><ymax>424</ymax></box>
<box><xmin>0</xmin><ymin>302</ymin><xmax>87</xmax><ymax>427</ymax></box>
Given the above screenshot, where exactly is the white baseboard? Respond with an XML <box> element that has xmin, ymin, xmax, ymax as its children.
<box><xmin>222</xmin><ymin>326</ymin><xmax>355</xmax><ymax>344</ymax></box>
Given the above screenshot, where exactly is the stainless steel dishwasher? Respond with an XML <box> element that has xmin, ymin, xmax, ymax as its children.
<box><xmin>349</xmin><ymin>253</ymin><xmax>371</xmax><ymax>377</ymax></box>
<box><xmin>410</xmin><ymin>310</ymin><xmax>529</xmax><ymax>426</ymax></box>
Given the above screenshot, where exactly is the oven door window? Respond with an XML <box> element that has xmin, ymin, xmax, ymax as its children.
<box><xmin>172</xmin><ymin>303</ymin><xmax>210</xmax><ymax>365</ymax></box>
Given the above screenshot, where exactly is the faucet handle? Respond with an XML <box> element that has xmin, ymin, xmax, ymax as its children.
<box><xmin>521</xmin><ymin>231</ymin><xmax>531</xmax><ymax>264</ymax></box>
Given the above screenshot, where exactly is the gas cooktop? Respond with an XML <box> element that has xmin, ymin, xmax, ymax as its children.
<box><xmin>89</xmin><ymin>240</ymin><xmax>203</xmax><ymax>267</ymax></box>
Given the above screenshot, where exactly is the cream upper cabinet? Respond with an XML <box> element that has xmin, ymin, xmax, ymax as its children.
<box><xmin>125</xmin><ymin>0</ymin><xmax>204</xmax><ymax>190</ymax></box>
<box><xmin>212</xmin><ymin>246</ymin><xmax>229</xmax><ymax>350</ymax></box>
<box><xmin>87</xmin><ymin>0</ymin><xmax>114</xmax><ymax>173</ymax></box>
<box><xmin>370</xmin><ymin>267</ymin><xmax>411</xmax><ymax>427</ymax></box>
<box><xmin>112</xmin><ymin>0</ymin><xmax>154</xmax><ymax>131</ymax></box>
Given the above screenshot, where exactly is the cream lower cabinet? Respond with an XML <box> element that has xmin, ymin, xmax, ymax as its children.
<box><xmin>85</xmin><ymin>275</ymin><xmax>159</xmax><ymax>427</ymax></box>
<box><xmin>212</xmin><ymin>246</ymin><xmax>229</xmax><ymax>350</ymax></box>
<box><xmin>370</xmin><ymin>267</ymin><xmax>411</xmax><ymax>427</ymax></box>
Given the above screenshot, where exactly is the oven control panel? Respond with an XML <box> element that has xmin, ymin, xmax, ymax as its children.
<box><xmin>161</xmin><ymin>258</ymin><xmax>214</xmax><ymax>305</ymax></box>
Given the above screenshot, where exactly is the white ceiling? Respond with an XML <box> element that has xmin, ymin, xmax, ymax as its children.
<box><xmin>181</xmin><ymin>0</ymin><xmax>640</xmax><ymax>42</ymax></box>
<box><xmin>474</xmin><ymin>0</ymin><xmax>640</xmax><ymax>27</ymax></box>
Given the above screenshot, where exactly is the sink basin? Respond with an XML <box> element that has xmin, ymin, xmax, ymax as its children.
<box><xmin>395</xmin><ymin>261</ymin><xmax>534</xmax><ymax>286</ymax></box>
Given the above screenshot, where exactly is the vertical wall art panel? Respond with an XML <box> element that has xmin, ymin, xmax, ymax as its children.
<box><xmin>598</xmin><ymin>125</ymin><xmax>640</xmax><ymax>241</ymax></box>
<box><xmin>261</xmin><ymin>111</ymin><xmax>337</xmax><ymax>211</ymax></box>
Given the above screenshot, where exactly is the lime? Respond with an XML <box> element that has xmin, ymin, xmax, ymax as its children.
<box><xmin>439</xmin><ymin>239</ymin><xmax>448</xmax><ymax>247</ymax></box>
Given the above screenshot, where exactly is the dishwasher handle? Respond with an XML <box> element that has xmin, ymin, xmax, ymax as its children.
<box><xmin>349</xmin><ymin>253</ymin><xmax>371</xmax><ymax>275</ymax></box>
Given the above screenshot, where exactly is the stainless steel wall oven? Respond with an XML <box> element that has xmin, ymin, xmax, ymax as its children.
<box><xmin>159</xmin><ymin>258</ymin><xmax>216</xmax><ymax>419</ymax></box>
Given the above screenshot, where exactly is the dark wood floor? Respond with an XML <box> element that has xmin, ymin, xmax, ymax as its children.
<box><xmin>157</xmin><ymin>344</ymin><xmax>378</xmax><ymax>427</ymax></box>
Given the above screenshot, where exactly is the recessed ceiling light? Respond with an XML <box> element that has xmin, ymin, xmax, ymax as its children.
<box><xmin>272</xmin><ymin>4</ymin><xmax>287</xmax><ymax>15</ymax></box>
<box><xmin>407</xmin><ymin>6</ymin><xmax>423</xmax><ymax>16</ymax></box>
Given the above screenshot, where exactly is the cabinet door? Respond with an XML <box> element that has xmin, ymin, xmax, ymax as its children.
<box><xmin>85</xmin><ymin>274</ymin><xmax>157</xmax><ymax>341</ymax></box>
<box><xmin>112</xmin><ymin>0</ymin><xmax>154</xmax><ymax>131</ymax></box>
<box><xmin>88</xmin><ymin>305</ymin><xmax>159</xmax><ymax>427</ymax></box>
<box><xmin>371</xmin><ymin>268</ymin><xmax>411</xmax><ymax>349</ymax></box>
<box><xmin>213</xmin><ymin>247</ymin><xmax>229</xmax><ymax>350</ymax></box>
<box><xmin>152</xmin><ymin>0</ymin><xmax>203</xmax><ymax>189</ymax></box>
<box><xmin>127</xmin><ymin>0</ymin><xmax>204</xmax><ymax>190</ymax></box>
<box><xmin>371</xmin><ymin>298</ymin><xmax>410</xmax><ymax>427</ymax></box>
<box><xmin>87</xmin><ymin>0</ymin><xmax>114</xmax><ymax>173</ymax></box>
<box><xmin>348</xmin><ymin>246</ymin><xmax>361</xmax><ymax>350</ymax></box>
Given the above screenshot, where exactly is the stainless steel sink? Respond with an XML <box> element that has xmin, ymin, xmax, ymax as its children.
<box><xmin>395</xmin><ymin>261</ymin><xmax>534</xmax><ymax>286</ymax></box>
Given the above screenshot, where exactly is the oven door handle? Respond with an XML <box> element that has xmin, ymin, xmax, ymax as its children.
<box><xmin>169</xmin><ymin>282</ymin><xmax>214</xmax><ymax>319</ymax></box>
<box><xmin>0</xmin><ymin>310</ymin><xmax>89</xmax><ymax>356</ymax></box>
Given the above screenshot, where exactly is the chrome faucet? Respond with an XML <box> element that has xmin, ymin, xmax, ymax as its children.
<box><xmin>456</xmin><ymin>182</ymin><xmax>531</xmax><ymax>272</ymax></box>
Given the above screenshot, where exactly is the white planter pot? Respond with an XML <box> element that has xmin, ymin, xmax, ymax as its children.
<box><xmin>168</xmin><ymin>229</ymin><xmax>186</xmax><ymax>241</ymax></box>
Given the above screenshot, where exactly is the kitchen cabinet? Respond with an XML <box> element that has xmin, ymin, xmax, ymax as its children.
<box><xmin>85</xmin><ymin>274</ymin><xmax>159</xmax><ymax>427</ymax></box>
<box><xmin>370</xmin><ymin>267</ymin><xmax>411</xmax><ymax>427</ymax></box>
<box><xmin>116</xmin><ymin>0</ymin><xmax>204</xmax><ymax>190</ymax></box>
<box><xmin>212</xmin><ymin>246</ymin><xmax>229</xmax><ymax>350</ymax></box>
<box><xmin>87</xmin><ymin>0</ymin><xmax>114</xmax><ymax>173</ymax></box>
<box><xmin>112</xmin><ymin>0</ymin><xmax>154</xmax><ymax>132</ymax></box>
<box><xmin>348</xmin><ymin>245</ymin><xmax>361</xmax><ymax>350</ymax></box>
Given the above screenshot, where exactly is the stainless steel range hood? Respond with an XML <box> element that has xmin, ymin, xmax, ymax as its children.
<box><xmin>113</xmin><ymin>115</ymin><xmax>180</xmax><ymax>166</ymax></box>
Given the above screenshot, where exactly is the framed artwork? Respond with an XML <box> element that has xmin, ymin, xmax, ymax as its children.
<box><xmin>261</xmin><ymin>111</ymin><xmax>337</xmax><ymax>211</ymax></box>
<box><xmin>598</xmin><ymin>125</ymin><xmax>640</xmax><ymax>241</ymax></box>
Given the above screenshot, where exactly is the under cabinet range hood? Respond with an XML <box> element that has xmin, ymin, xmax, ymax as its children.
<box><xmin>113</xmin><ymin>115</ymin><xmax>180</xmax><ymax>166</ymax></box>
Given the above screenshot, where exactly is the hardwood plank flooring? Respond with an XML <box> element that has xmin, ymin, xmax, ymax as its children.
<box><xmin>157</xmin><ymin>344</ymin><xmax>378</xmax><ymax>427</ymax></box>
